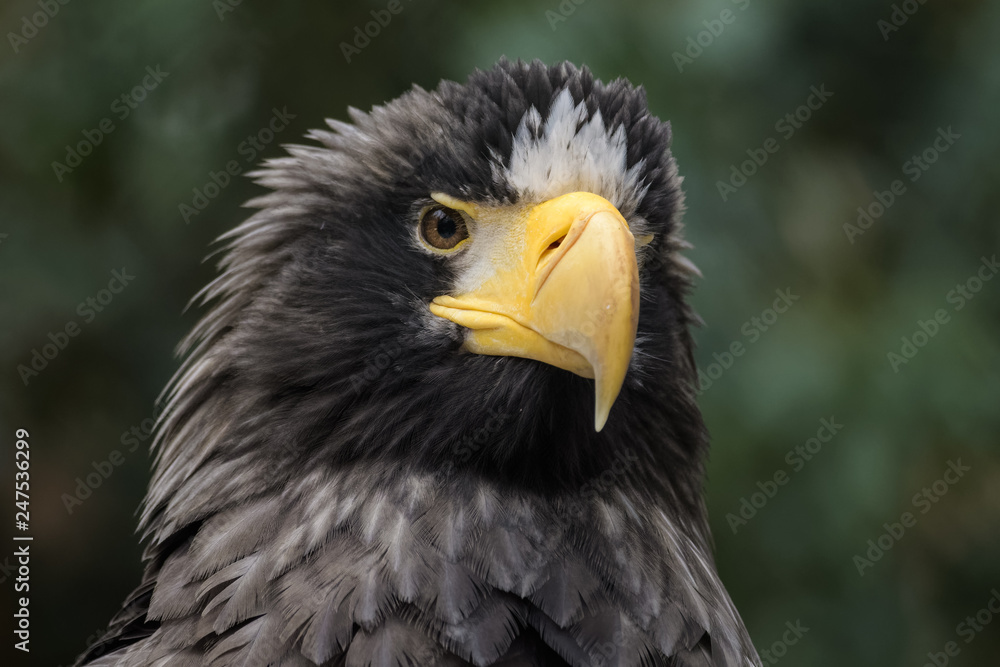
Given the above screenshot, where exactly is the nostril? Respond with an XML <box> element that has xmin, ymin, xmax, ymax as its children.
<box><xmin>539</xmin><ymin>234</ymin><xmax>567</xmax><ymax>268</ymax></box>
<box><xmin>534</xmin><ymin>223</ymin><xmax>587</xmax><ymax>299</ymax></box>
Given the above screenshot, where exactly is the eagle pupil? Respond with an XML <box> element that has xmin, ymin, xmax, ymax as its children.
<box><xmin>437</xmin><ymin>216</ymin><xmax>456</xmax><ymax>238</ymax></box>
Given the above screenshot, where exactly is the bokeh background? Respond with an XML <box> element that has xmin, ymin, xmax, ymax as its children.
<box><xmin>2</xmin><ymin>0</ymin><xmax>999</xmax><ymax>665</ymax></box>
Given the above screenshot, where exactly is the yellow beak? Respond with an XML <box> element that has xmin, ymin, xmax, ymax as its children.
<box><xmin>429</xmin><ymin>192</ymin><xmax>640</xmax><ymax>431</ymax></box>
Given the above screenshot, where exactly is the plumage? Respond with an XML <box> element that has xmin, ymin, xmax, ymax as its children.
<box><xmin>76</xmin><ymin>59</ymin><xmax>760</xmax><ymax>666</ymax></box>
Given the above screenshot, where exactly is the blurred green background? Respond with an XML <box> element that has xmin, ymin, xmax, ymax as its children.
<box><xmin>1</xmin><ymin>0</ymin><xmax>998</xmax><ymax>665</ymax></box>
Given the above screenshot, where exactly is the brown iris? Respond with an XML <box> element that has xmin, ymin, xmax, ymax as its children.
<box><xmin>419</xmin><ymin>206</ymin><xmax>469</xmax><ymax>251</ymax></box>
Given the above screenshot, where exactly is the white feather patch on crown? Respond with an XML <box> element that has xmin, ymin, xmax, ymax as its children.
<box><xmin>493</xmin><ymin>87</ymin><xmax>650</xmax><ymax>220</ymax></box>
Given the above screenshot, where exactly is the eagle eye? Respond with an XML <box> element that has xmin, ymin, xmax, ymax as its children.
<box><xmin>419</xmin><ymin>206</ymin><xmax>469</xmax><ymax>252</ymax></box>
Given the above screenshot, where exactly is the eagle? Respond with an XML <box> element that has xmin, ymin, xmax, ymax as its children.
<box><xmin>77</xmin><ymin>59</ymin><xmax>761</xmax><ymax>667</ymax></box>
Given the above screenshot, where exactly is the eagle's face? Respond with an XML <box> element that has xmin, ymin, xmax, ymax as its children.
<box><xmin>151</xmin><ymin>59</ymin><xmax>702</xmax><ymax>528</ymax></box>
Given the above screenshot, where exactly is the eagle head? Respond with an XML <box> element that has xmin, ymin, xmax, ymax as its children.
<box><xmin>79</xmin><ymin>59</ymin><xmax>759</xmax><ymax>667</ymax></box>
